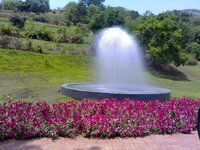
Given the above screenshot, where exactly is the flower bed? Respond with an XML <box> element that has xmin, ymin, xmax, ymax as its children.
<box><xmin>0</xmin><ymin>97</ymin><xmax>200</xmax><ymax>140</ymax></box>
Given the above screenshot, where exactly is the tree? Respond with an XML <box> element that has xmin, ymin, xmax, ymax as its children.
<box><xmin>2</xmin><ymin>0</ymin><xmax>22</xmax><ymax>11</ymax></box>
<box><xmin>63</xmin><ymin>1</ymin><xmax>87</xmax><ymax>24</ymax></box>
<box><xmin>105</xmin><ymin>7</ymin><xmax>125</xmax><ymax>27</ymax></box>
<box><xmin>81</xmin><ymin>0</ymin><xmax>105</xmax><ymax>7</ymax></box>
<box><xmin>87</xmin><ymin>4</ymin><xmax>100</xmax><ymax>18</ymax></box>
<box><xmin>186</xmin><ymin>42</ymin><xmax>200</xmax><ymax>61</ymax></box>
<box><xmin>89</xmin><ymin>7</ymin><xmax>125</xmax><ymax>32</ymax></box>
<box><xmin>24</xmin><ymin>0</ymin><xmax>50</xmax><ymax>13</ymax></box>
<box><xmin>89</xmin><ymin>11</ymin><xmax>107</xmax><ymax>32</ymax></box>
<box><xmin>129</xmin><ymin>10</ymin><xmax>139</xmax><ymax>19</ymax></box>
<box><xmin>131</xmin><ymin>14</ymin><xmax>187</xmax><ymax>66</ymax></box>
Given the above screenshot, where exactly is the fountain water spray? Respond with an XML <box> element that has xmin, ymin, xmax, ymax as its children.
<box><xmin>96</xmin><ymin>27</ymin><xmax>147</xmax><ymax>87</ymax></box>
<box><xmin>61</xmin><ymin>27</ymin><xmax>170</xmax><ymax>101</ymax></box>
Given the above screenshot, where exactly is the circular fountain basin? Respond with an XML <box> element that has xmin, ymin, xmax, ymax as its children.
<box><xmin>61</xmin><ymin>83</ymin><xmax>171</xmax><ymax>101</ymax></box>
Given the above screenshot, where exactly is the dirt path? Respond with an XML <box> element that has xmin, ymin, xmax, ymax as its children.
<box><xmin>0</xmin><ymin>132</ymin><xmax>199</xmax><ymax>150</ymax></box>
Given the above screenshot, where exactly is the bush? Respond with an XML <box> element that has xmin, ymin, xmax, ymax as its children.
<box><xmin>55</xmin><ymin>27</ymin><xmax>72</xmax><ymax>43</ymax></box>
<box><xmin>0</xmin><ymin>25</ymin><xmax>19</xmax><ymax>37</ymax></box>
<box><xmin>186</xmin><ymin>42</ymin><xmax>200</xmax><ymax>61</ymax></box>
<box><xmin>0</xmin><ymin>36</ymin><xmax>24</xmax><ymax>50</ymax></box>
<box><xmin>0</xmin><ymin>98</ymin><xmax>199</xmax><ymax>140</ymax></box>
<box><xmin>24</xmin><ymin>26</ymin><xmax>53</xmax><ymax>41</ymax></box>
<box><xmin>76</xmin><ymin>23</ymin><xmax>89</xmax><ymax>36</ymax></box>
<box><xmin>71</xmin><ymin>34</ymin><xmax>84</xmax><ymax>43</ymax></box>
<box><xmin>9</xmin><ymin>15</ymin><xmax>26</xmax><ymax>29</ymax></box>
<box><xmin>185</xmin><ymin>54</ymin><xmax>198</xmax><ymax>66</ymax></box>
<box><xmin>54</xmin><ymin>34</ymin><xmax>72</xmax><ymax>43</ymax></box>
<box><xmin>33</xmin><ymin>16</ymin><xmax>49</xmax><ymax>23</ymax></box>
<box><xmin>0</xmin><ymin>36</ymin><xmax>11</xmax><ymax>48</ymax></box>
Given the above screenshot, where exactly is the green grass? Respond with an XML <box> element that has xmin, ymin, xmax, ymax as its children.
<box><xmin>20</xmin><ymin>38</ymin><xmax>90</xmax><ymax>54</ymax></box>
<box><xmin>148</xmin><ymin>64</ymin><xmax>200</xmax><ymax>98</ymax></box>
<box><xmin>0</xmin><ymin>49</ymin><xmax>199</xmax><ymax>103</ymax></box>
<box><xmin>0</xmin><ymin>49</ymin><xmax>94</xmax><ymax>103</ymax></box>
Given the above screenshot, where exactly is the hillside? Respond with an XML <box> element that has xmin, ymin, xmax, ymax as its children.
<box><xmin>0</xmin><ymin>49</ymin><xmax>199</xmax><ymax>103</ymax></box>
<box><xmin>182</xmin><ymin>9</ymin><xmax>200</xmax><ymax>16</ymax></box>
<box><xmin>0</xmin><ymin>49</ymin><xmax>93</xmax><ymax>102</ymax></box>
<box><xmin>0</xmin><ymin>4</ymin><xmax>200</xmax><ymax>102</ymax></box>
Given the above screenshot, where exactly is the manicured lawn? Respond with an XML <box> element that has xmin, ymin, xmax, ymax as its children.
<box><xmin>0</xmin><ymin>49</ymin><xmax>93</xmax><ymax>103</ymax></box>
<box><xmin>148</xmin><ymin>64</ymin><xmax>200</xmax><ymax>98</ymax></box>
<box><xmin>0</xmin><ymin>49</ymin><xmax>199</xmax><ymax>102</ymax></box>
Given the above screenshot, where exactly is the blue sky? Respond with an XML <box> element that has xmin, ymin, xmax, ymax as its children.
<box><xmin>50</xmin><ymin>0</ymin><xmax>200</xmax><ymax>14</ymax></box>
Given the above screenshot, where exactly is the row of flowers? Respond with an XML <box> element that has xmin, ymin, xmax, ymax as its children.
<box><xmin>0</xmin><ymin>97</ymin><xmax>200</xmax><ymax>140</ymax></box>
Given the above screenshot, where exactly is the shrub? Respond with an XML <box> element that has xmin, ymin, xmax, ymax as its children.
<box><xmin>24</xmin><ymin>26</ymin><xmax>53</xmax><ymax>41</ymax></box>
<box><xmin>56</xmin><ymin>27</ymin><xmax>71</xmax><ymax>43</ymax></box>
<box><xmin>71</xmin><ymin>34</ymin><xmax>84</xmax><ymax>43</ymax></box>
<box><xmin>0</xmin><ymin>98</ymin><xmax>199</xmax><ymax>140</ymax></box>
<box><xmin>186</xmin><ymin>42</ymin><xmax>200</xmax><ymax>61</ymax></box>
<box><xmin>0</xmin><ymin>25</ymin><xmax>19</xmax><ymax>36</ymax></box>
<box><xmin>54</xmin><ymin>34</ymin><xmax>71</xmax><ymax>43</ymax></box>
<box><xmin>0</xmin><ymin>36</ymin><xmax>24</xmax><ymax>50</ymax></box>
<box><xmin>0</xmin><ymin>36</ymin><xmax>11</xmax><ymax>48</ymax></box>
<box><xmin>9</xmin><ymin>37</ymin><xmax>23</xmax><ymax>50</ymax></box>
<box><xmin>26</xmin><ymin>40</ymin><xmax>34</xmax><ymax>52</ymax></box>
<box><xmin>34</xmin><ymin>45</ymin><xmax>43</xmax><ymax>54</ymax></box>
<box><xmin>186</xmin><ymin>54</ymin><xmax>198</xmax><ymax>66</ymax></box>
<box><xmin>9</xmin><ymin>15</ymin><xmax>26</xmax><ymax>29</ymax></box>
<box><xmin>33</xmin><ymin>16</ymin><xmax>49</xmax><ymax>23</ymax></box>
<box><xmin>76</xmin><ymin>23</ymin><xmax>89</xmax><ymax>37</ymax></box>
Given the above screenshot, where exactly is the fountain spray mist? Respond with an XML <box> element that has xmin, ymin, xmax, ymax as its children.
<box><xmin>61</xmin><ymin>27</ymin><xmax>170</xmax><ymax>100</ymax></box>
<box><xmin>95</xmin><ymin>27</ymin><xmax>147</xmax><ymax>87</ymax></box>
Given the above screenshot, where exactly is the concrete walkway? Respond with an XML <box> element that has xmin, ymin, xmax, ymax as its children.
<box><xmin>0</xmin><ymin>132</ymin><xmax>199</xmax><ymax>150</ymax></box>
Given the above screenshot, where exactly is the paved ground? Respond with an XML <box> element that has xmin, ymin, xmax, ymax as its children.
<box><xmin>0</xmin><ymin>132</ymin><xmax>199</xmax><ymax>150</ymax></box>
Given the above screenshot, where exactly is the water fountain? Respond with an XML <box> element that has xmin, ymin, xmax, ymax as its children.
<box><xmin>61</xmin><ymin>27</ymin><xmax>170</xmax><ymax>101</ymax></box>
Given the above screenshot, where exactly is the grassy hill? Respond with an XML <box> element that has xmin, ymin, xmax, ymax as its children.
<box><xmin>0</xmin><ymin>49</ymin><xmax>199</xmax><ymax>103</ymax></box>
<box><xmin>0</xmin><ymin>10</ymin><xmax>199</xmax><ymax>102</ymax></box>
<box><xmin>0</xmin><ymin>49</ymin><xmax>93</xmax><ymax>103</ymax></box>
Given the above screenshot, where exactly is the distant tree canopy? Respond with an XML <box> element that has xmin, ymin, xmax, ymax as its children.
<box><xmin>80</xmin><ymin>0</ymin><xmax>105</xmax><ymax>7</ymax></box>
<box><xmin>89</xmin><ymin>7</ymin><xmax>132</xmax><ymax>32</ymax></box>
<box><xmin>25</xmin><ymin>0</ymin><xmax>50</xmax><ymax>13</ymax></box>
<box><xmin>63</xmin><ymin>2</ymin><xmax>87</xmax><ymax>24</ymax></box>
<box><xmin>1</xmin><ymin>0</ymin><xmax>199</xmax><ymax>67</ymax></box>
<box><xmin>0</xmin><ymin>0</ymin><xmax>50</xmax><ymax>13</ymax></box>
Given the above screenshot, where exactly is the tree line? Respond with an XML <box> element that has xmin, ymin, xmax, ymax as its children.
<box><xmin>0</xmin><ymin>0</ymin><xmax>200</xmax><ymax>67</ymax></box>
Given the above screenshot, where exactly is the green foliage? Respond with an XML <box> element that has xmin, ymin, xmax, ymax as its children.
<box><xmin>129</xmin><ymin>14</ymin><xmax>189</xmax><ymax>66</ymax></box>
<box><xmin>33</xmin><ymin>15</ymin><xmax>48</xmax><ymax>23</ymax></box>
<box><xmin>63</xmin><ymin>2</ymin><xmax>87</xmax><ymax>24</ymax></box>
<box><xmin>24</xmin><ymin>0</ymin><xmax>50</xmax><ymax>13</ymax></box>
<box><xmin>71</xmin><ymin>35</ymin><xmax>84</xmax><ymax>43</ymax></box>
<box><xmin>87</xmin><ymin>4</ymin><xmax>101</xmax><ymax>18</ymax></box>
<box><xmin>186</xmin><ymin>42</ymin><xmax>200</xmax><ymax>60</ymax></box>
<box><xmin>0</xmin><ymin>35</ymin><xmax>10</xmax><ymax>48</ymax></box>
<box><xmin>0</xmin><ymin>24</ymin><xmax>19</xmax><ymax>36</ymax></box>
<box><xmin>89</xmin><ymin>7</ymin><xmax>125</xmax><ymax>32</ymax></box>
<box><xmin>105</xmin><ymin>7</ymin><xmax>125</xmax><ymax>27</ymax></box>
<box><xmin>2</xmin><ymin>0</ymin><xmax>50</xmax><ymax>13</ymax></box>
<box><xmin>88</xmin><ymin>11</ymin><xmax>107</xmax><ymax>32</ymax></box>
<box><xmin>80</xmin><ymin>0</ymin><xmax>105</xmax><ymax>7</ymax></box>
<box><xmin>24</xmin><ymin>26</ymin><xmax>53</xmax><ymax>41</ymax></box>
<box><xmin>3</xmin><ymin>0</ymin><xmax>23</xmax><ymax>11</ymax></box>
<box><xmin>185</xmin><ymin>54</ymin><xmax>198</xmax><ymax>65</ymax></box>
<box><xmin>9</xmin><ymin>15</ymin><xmax>26</xmax><ymax>29</ymax></box>
<box><xmin>192</xmin><ymin>28</ymin><xmax>200</xmax><ymax>44</ymax></box>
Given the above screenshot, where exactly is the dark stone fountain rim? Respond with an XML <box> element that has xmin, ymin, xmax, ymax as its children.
<box><xmin>61</xmin><ymin>83</ymin><xmax>171</xmax><ymax>101</ymax></box>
